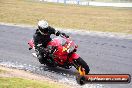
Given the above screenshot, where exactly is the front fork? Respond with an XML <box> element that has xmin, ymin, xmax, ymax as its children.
<box><xmin>72</xmin><ymin>59</ymin><xmax>79</xmax><ymax>70</ymax></box>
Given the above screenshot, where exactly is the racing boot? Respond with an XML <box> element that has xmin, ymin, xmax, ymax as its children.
<box><xmin>37</xmin><ymin>53</ymin><xmax>46</xmax><ymax>64</ymax></box>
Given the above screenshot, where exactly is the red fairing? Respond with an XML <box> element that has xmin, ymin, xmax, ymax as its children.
<box><xmin>47</xmin><ymin>37</ymin><xmax>80</xmax><ymax>65</ymax></box>
<box><xmin>69</xmin><ymin>53</ymin><xmax>80</xmax><ymax>62</ymax></box>
<box><xmin>29</xmin><ymin>36</ymin><xmax>80</xmax><ymax>65</ymax></box>
<box><xmin>28</xmin><ymin>39</ymin><xmax>34</xmax><ymax>48</ymax></box>
<box><xmin>48</xmin><ymin>38</ymin><xmax>61</xmax><ymax>47</ymax></box>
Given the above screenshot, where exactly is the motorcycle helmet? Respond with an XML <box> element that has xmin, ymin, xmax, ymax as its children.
<box><xmin>38</xmin><ymin>20</ymin><xmax>49</xmax><ymax>35</ymax></box>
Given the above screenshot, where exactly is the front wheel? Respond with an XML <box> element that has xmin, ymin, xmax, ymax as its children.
<box><xmin>73</xmin><ymin>57</ymin><xmax>90</xmax><ymax>74</ymax></box>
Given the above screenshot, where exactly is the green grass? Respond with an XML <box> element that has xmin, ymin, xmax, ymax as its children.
<box><xmin>0</xmin><ymin>0</ymin><xmax>132</xmax><ymax>34</ymax></box>
<box><xmin>0</xmin><ymin>77</ymin><xmax>66</xmax><ymax>88</ymax></box>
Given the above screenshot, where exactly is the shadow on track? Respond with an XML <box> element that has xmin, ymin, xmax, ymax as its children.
<box><xmin>39</xmin><ymin>65</ymin><xmax>78</xmax><ymax>76</ymax></box>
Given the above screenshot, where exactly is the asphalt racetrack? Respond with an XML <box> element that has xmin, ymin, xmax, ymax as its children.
<box><xmin>0</xmin><ymin>24</ymin><xmax>132</xmax><ymax>88</ymax></box>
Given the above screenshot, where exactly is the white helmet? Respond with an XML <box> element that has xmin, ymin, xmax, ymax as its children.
<box><xmin>38</xmin><ymin>20</ymin><xmax>48</xmax><ymax>29</ymax></box>
<box><xmin>38</xmin><ymin>20</ymin><xmax>49</xmax><ymax>34</ymax></box>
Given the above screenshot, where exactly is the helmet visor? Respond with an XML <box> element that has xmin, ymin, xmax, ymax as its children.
<box><xmin>39</xmin><ymin>27</ymin><xmax>48</xmax><ymax>33</ymax></box>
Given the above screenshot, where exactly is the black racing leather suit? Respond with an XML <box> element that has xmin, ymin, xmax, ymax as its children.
<box><xmin>33</xmin><ymin>26</ymin><xmax>68</xmax><ymax>64</ymax></box>
<box><xmin>33</xmin><ymin>26</ymin><xmax>56</xmax><ymax>48</ymax></box>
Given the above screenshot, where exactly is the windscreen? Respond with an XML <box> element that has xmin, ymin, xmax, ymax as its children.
<box><xmin>53</xmin><ymin>36</ymin><xmax>67</xmax><ymax>46</ymax></box>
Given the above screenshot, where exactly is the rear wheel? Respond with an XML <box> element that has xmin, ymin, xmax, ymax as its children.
<box><xmin>73</xmin><ymin>57</ymin><xmax>90</xmax><ymax>74</ymax></box>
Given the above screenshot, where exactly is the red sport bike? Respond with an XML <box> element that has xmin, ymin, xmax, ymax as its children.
<box><xmin>28</xmin><ymin>35</ymin><xmax>90</xmax><ymax>74</ymax></box>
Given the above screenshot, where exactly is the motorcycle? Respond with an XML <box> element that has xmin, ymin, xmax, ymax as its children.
<box><xmin>28</xmin><ymin>35</ymin><xmax>90</xmax><ymax>74</ymax></box>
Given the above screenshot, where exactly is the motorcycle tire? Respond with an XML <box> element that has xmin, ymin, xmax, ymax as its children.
<box><xmin>74</xmin><ymin>57</ymin><xmax>90</xmax><ymax>74</ymax></box>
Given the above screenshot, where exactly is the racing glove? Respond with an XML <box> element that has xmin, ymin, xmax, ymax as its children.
<box><xmin>56</xmin><ymin>31</ymin><xmax>61</xmax><ymax>36</ymax></box>
<box><xmin>61</xmin><ymin>33</ymin><xmax>69</xmax><ymax>38</ymax></box>
<box><xmin>56</xmin><ymin>31</ymin><xmax>69</xmax><ymax>38</ymax></box>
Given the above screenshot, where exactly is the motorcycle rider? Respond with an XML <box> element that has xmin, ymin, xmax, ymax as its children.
<box><xmin>33</xmin><ymin>20</ymin><xmax>69</xmax><ymax>64</ymax></box>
